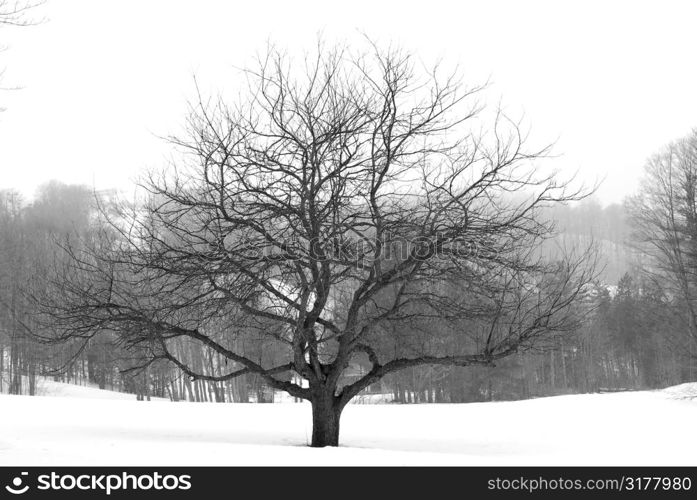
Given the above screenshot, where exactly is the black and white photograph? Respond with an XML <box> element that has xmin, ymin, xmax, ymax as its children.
<box><xmin>1</xmin><ymin>0</ymin><xmax>697</xmax><ymax>495</ymax></box>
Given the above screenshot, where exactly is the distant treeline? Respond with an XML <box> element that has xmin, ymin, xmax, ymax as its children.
<box><xmin>0</xmin><ymin>184</ymin><xmax>693</xmax><ymax>402</ymax></box>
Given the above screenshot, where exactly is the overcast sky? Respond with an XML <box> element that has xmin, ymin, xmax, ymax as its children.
<box><xmin>1</xmin><ymin>0</ymin><xmax>697</xmax><ymax>204</ymax></box>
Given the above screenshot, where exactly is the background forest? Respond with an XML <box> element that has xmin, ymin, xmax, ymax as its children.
<box><xmin>1</xmin><ymin>180</ymin><xmax>692</xmax><ymax>404</ymax></box>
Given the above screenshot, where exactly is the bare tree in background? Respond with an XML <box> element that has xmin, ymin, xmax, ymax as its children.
<box><xmin>37</xmin><ymin>40</ymin><xmax>596</xmax><ymax>447</ymax></box>
<box><xmin>0</xmin><ymin>0</ymin><xmax>40</xmax><ymax>26</ymax></box>
<box><xmin>628</xmin><ymin>129</ymin><xmax>697</xmax><ymax>361</ymax></box>
<box><xmin>0</xmin><ymin>0</ymin><xmax>43</xmax><ymax>110</ymax></box>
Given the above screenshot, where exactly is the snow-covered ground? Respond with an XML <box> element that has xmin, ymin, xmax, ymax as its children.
<box><xmin>1</xmin><ymin>381</ymin><xmax>696</xmax><ymax>466</ymax></box>
<box><xmin>34</xmin><ymin>379</ymin><xmax>167</xmax><ymax>401</ymax></box>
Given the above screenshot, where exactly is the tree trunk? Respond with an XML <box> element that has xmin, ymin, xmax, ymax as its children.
<box><xmin>310</xmin><ymin>394</ymin><xmax>341</xmax><ymax>447</ymax></box>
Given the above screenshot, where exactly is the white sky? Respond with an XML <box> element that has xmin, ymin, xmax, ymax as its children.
<box><xmin>1</xmin><ymin>0</ymin><xmax>697</xmax><ymax>204</ymax></box>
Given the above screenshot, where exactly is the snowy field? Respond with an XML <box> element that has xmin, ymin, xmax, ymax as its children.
<box><xmin>1</xmin><ymin>381</ymin><xmax>697</xmax><ymax>466</ymax></box>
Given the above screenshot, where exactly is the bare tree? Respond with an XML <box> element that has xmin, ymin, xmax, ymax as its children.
<box><xmin>0</xmin><ymin>0</ymin><xmax>40</xmax><ymax>26</ymax></box>
<box><xmin>0</xmin><ymin>0</ymin><xmax>43</xmax><ymax>111</ymax></box>
<box><xmin>37</xmin><ymin>40</ymin><xmax>596</xmax><ymax>446</ymax></box>
<box><xmin>628</xmin><ymin>129</ymin><xmax>697</xmax><ymax>361</ymax></box>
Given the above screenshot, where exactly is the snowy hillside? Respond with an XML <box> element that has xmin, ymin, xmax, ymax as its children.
<box><xmin>34</xmin><ymin>378</ymin><xmax>167</xmax><ymax>401</ymax></box>
<box><xmin>1</xmin><ymin>382</ymin><xmax>696</xmax><ymax>466</ymax></box>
